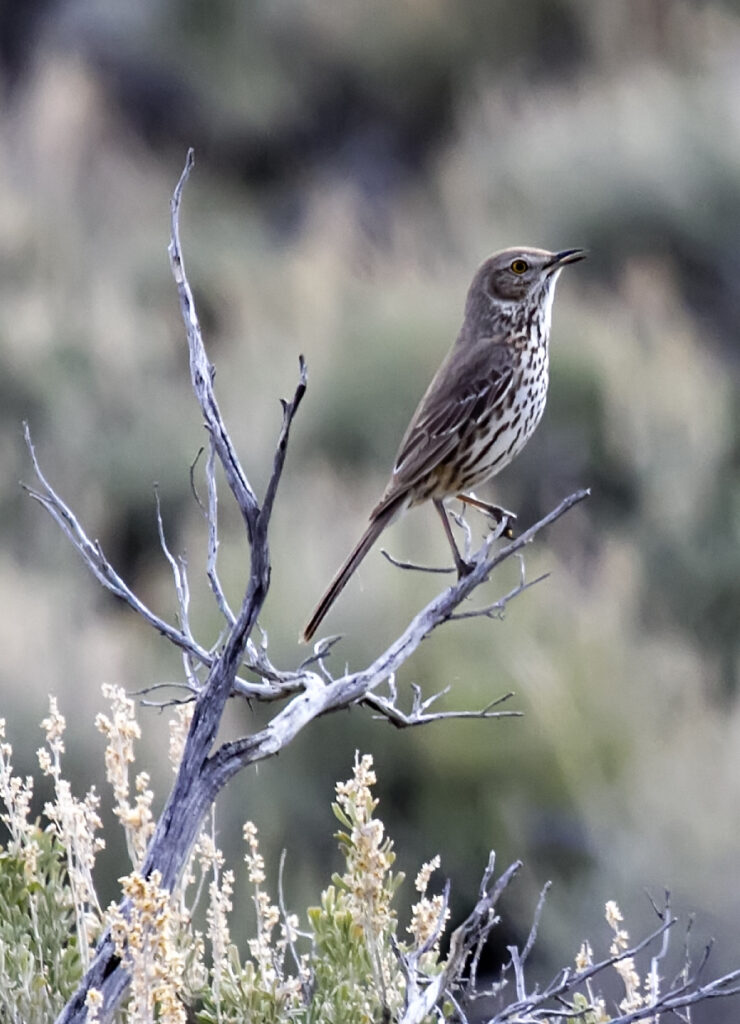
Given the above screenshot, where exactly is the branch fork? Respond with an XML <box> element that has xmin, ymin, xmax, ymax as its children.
<box><xmin>23</xmin><ymin>149</ymin><xmax>589</xmax><ymax>1023</ymax></box>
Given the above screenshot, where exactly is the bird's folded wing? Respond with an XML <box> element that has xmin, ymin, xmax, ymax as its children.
<box><xmin>381</xmin><ymin>339</ymin><xmax>515</xmax><ymax>502</ymax></box>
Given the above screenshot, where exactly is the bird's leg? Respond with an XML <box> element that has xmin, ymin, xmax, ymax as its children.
<box><xmin>457</xmin><ymin>493</ymin><xmax>517</xmax><ymax>539</ymax></box>
<box><xmin>434</xmin><ymin>499</ymin><xmax>474</xmax><ymax>577</ymax></box>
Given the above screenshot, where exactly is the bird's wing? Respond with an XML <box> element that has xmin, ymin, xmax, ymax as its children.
<box><xmin>377</xmin><ymin>338</ymin><xmax>515</xmax><ymax>506</ymax></box>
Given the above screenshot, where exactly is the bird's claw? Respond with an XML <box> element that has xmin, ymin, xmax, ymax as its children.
<box><xmin>491</xmin><ymin>507</ymin><xmax>517</xmax><ymax>540</ymax></box>
<box><xmin>475</xmin><ymin>501</ymin><xmax>518</xmax><ymax>538</ymax></box>
<box><xmin>455</xmin><ymin>557</ymin><xmax>476</xmax><ymax>579</ymax></box>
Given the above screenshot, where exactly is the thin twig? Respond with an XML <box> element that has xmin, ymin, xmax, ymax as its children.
<box><xmin>380</xmin><ymin>549</ymin><xmax>454</xmax><ymax>574</ymax></box>
<box><xmin>298</xmin><ymin>635</ymin><xmax>343</xmax><ymax>669</ymax></box>
<box><xmin>154</xmin><ymin>485</ymin><xmax>201</xmax><ymax>690</ymax></box>
<box><xmin>277</xmin><ymin>849</ymin><xmax>312</xmax><ymax>1003</ymax></box>
<box><xmin>260</xmin><ymin>358</ymin><xmax>308</xmax><ymax>527</ymax></box>
<box><xmin>365</xmin><ymin>689</ymin><xmax>522</xmax><ymax>728</ymax></box>
<box><xmin>188</xmin><ymin>446</ymin><xmax>207</xmax><ymax>513</ymax></box>
<box><xmin>519</xmin><ymin>880</ymin><xmax>552</xmax><ymax>965</ymax></box>
<box><xmin>204</xmin><ymin>438</ymin><xmax>236</xmax><ymax>625</ymax></box>
<box><xmin>448</xmin><ymin>572</ymin><xmax>550</xmax><ymax>621</ymax></box>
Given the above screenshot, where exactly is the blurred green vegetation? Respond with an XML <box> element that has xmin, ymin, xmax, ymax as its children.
<box><xmin>1</xmin><ymin>0</ymin><xmax>739</xmax><ymax>1015</ymax></box>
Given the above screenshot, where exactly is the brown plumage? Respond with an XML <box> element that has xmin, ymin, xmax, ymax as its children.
<box><xmin>302</xmin><ymin>246</ymin><xmax>585</xmax><ymax>642</ymax></box>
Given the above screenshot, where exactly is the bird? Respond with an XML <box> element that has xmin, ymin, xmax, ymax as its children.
<box><xmin>302</xmin><ymin>246</ymin><xmax>585</xmax><ymax>643</ymax></box>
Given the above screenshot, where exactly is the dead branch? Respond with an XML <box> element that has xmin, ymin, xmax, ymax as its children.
<box><xmin>399</xmin><ymin>855</ymin><xmax>523</xmax><ymax>1024</ymax></box>
<box><xmin>397</xmin><ymin>870</ymin><xmax>740</xmax><ymax>1024</ymax></box>
<box><xmin>365</xmin><ymin>684</ymin><xmax>522</xmax><ymax>728</ymax></box>
<box><xmin>30</xmin><ymin>150</ymin><xmax>590</xmax><ymax>1023</ymax></box>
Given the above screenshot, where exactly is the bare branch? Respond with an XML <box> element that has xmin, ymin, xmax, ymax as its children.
<box><xmin>45</xmin><ymin>151</ymin><xmax>591</xmax><ymax>1023</ymax></box>
<box><xmin>154</xmin><ymin>486</ymin><xmax>201</xmax><ymax>690</ymax></box>
<box><xmin>466</xmin><ymin>852</ymin><xmax>501</xmax><ymax>996</ymax></box>
<box><xmin>519</xmin><ymin>880</ymin><xmax>552</xmax><ymax>966</ymax></box>
<box><xmin>202</xmin><ymin>439</ymin><xmax>237</xmax><ymax>626</ymax></box>
<box><xmin>420</xmin><ymin>880</ymin><xmax>452</xmax><ymax>959</ymax></box>
<box><xmin>379</xmin><ymin>497</ymin><xmax>514</xmax><ymax>575</ymax></box>
<box><xmin>23</xmin><ymin>426</ymin><xmax>296</xmax><ymax>703</ymax></box>
<box><xmin>399</xmin><ymin>857</ymin><xmax>522</xmax><ymax>1024</ymax></box>
<box><xmin>380</xmin><ymin>549</ymin><xmax>454</xmax><ymax>574</ymax></box>
<box><xmin>188</xmin><ymin>446</ymin><xmax>207</xmax><ymax>512</ymax></box>
<box><xmin>485</xmin><ymin>914</ymin><xmax>678</xmax><ymax>1024</ymax></box>
<box><xmin>365</xmin><ymin>687</ymin><xmax>522</xmax><ymax>728</ymax></box>
<box><xmin>448</xmin><ymin>504</ymin><xmax>476</xmax><ymax>563</ymax></box>
<box><xmin>54</xmin><ymin>150</ymin><xmax>314</xmax><ymax>1023</ymax></box>
<box><xmin>168</xmin><ymin>148</ymin><xmax>259</xmax><ymax>540</ymax></box>
<box><xmin>22</xmin><ymin>423</ymin><xmax>211</xmax><ymax>664</ymax></box>
<box><xmin>277</xmin><ymin>850</ymin><xmax>312</xmax><ymax>1004</ymax></box>
<box><xmin>604</xmin><ymin>971</ymin><xmax>740</xmax><ymax>1024</ymax></box>
<box><xmin>298</xmin><ymin>635</ymin><xmax>343</xmax><ymax>670</ymax></box>
<box><xmin>448</xmin><ymin>572</ymin><xmax>550</xmax><ymax>621</ymax></box>
<box><xmin>261</xmin><ymin>356</ymin><xmax>308</xmax><ymax>525</ymax></box>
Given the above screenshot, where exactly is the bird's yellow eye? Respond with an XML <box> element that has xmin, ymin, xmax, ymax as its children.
<box><xmin>510</xmin><ymin>259</ymin><xmax>528</xmax><ymax>275</ymax></box>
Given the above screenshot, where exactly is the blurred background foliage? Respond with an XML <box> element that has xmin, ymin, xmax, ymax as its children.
<box><xmin>1</xmin><ymin>0</ymin><xmax>739</xmax><ymax>1014</ymax></box>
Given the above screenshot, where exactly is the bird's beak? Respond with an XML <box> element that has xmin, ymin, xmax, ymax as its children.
<box><xmin>547</xmin><ymin>248</ymin><xmax>587</xmax><ymax>268</ymax></box>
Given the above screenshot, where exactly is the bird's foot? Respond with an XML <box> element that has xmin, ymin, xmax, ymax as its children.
<box><xmin>495</xmin><ymin>508</ymin><xmax>517</xmax><ymax>540</ymax></box>
<box><xmin>455</xmin><ymin>555</ymin><xmax>476</xmax><ymax>579</ymax></box>
<box><xmin>456</xmin><ymin>494</ymin><xmax>517</xmax><ymax>539</ymax></box>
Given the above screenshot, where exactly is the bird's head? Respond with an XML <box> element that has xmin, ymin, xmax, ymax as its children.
<box><xmin>460</xmin><ymin>246</ymin><xmax>585</xmax><ymax>342</ymax></box>
<box><xmin>477</xmin><ymin>246</ymin><xmax>586</xmax><ymax>304</ymax></box>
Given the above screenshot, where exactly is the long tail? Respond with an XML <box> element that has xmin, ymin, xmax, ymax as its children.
<box><xmin>301</xmin><ymin>499</ymin><xmax>401</xmax><ymax>643</ymax></box>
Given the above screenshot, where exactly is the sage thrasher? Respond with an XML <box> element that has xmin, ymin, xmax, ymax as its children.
<box><xmin>302</xmin><ymin>246</ymin><xmax>585</xmax><ymax>642</ymax></box>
